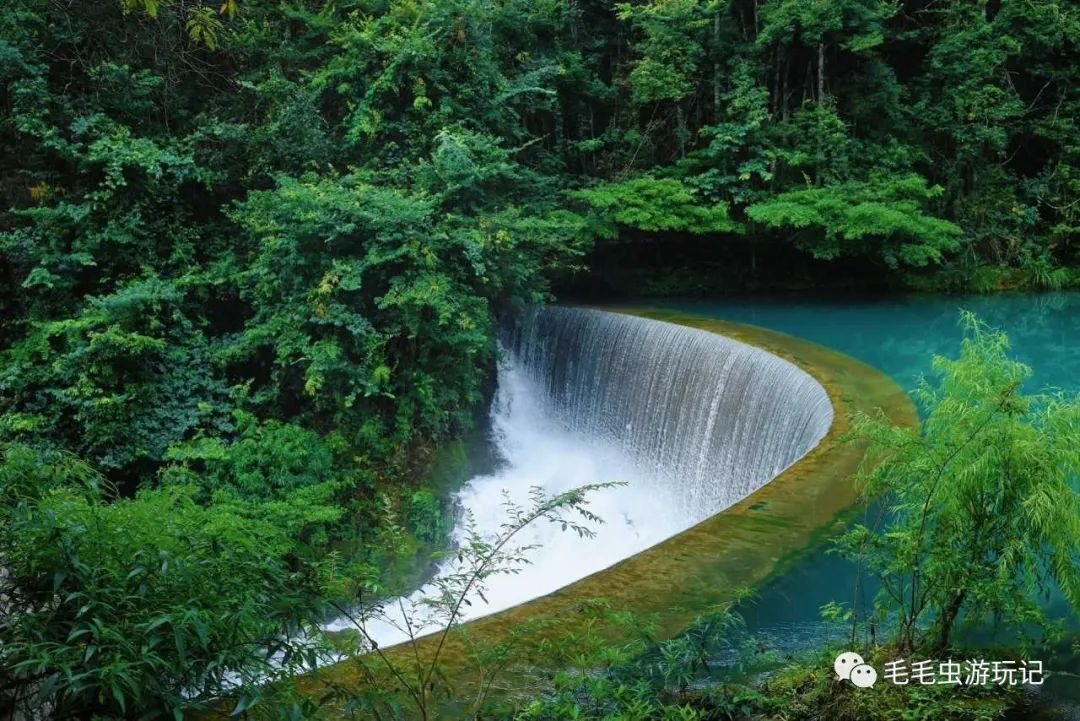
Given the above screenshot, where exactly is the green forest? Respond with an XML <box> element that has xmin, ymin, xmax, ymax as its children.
<box><xmin>2</xmin><ymin>0</ymin><xmax>1079</xmax><ymax>719</ymax></box>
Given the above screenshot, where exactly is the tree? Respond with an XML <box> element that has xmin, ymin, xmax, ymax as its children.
<box><xmin>746</xmin><ymin>174</ymin><xmax>963</xmax><ymax>269</ymax></box>
<box><xmin>575</xmin><ymin>175</ymin><xmax>740</xmax><ymax>237</ymax></box>
<box><xmin>838</xmin><ymin>313</ymin><xmax>1080</xmax><ymax>652</ymax></box>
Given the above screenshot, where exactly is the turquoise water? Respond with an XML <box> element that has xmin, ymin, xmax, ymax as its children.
<box><xmin>651</xmin><ymin>292</ymin><xmax>1080</xmax><ymax>650</ymax></box>
<box><xmin>657</xmin><ymin>293</ymin><xmax>1078</xmax><ymax>397</ymax></box>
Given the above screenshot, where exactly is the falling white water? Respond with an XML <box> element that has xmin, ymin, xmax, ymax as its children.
<box><xmin>323</xmin><ymin>308</ymin><xmax>833</xmax><ymax>647</ymax></box>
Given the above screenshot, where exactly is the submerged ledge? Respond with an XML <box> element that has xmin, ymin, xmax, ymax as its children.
<box><xmin>253</xmin><ymin>308</ymin><xmax>918</xmax><ymax>710</ymax></box>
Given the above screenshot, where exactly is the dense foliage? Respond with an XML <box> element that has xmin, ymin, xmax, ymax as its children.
<box><xmin>2</xmin><ymin>0</ymin><xmax>1079</xmax><ymax>717</ymax></box>
<box><xmin>0</xmin><ymin>446</ymin><xmax>327</xmax><ymax>718</ymax></box>
<box><xmin>839</xmin><ymin>313</ymin><xmax>1080</xmax><ymax>652</ymax></box>
<box><xmin>1</xmin><ymin>0</ymin><xmax>587</xmax><ymax>714</ymax></box>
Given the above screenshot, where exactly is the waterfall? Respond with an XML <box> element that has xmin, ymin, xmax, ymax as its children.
<box><xmin>324</xmin><ymin>307</ymin><xmax>833</xmax><ymax>644</ymax></box>
<box><xmin>508</xmin><ymin>307</ymin><xmax>834</xmax><ymax>522</ymax></box>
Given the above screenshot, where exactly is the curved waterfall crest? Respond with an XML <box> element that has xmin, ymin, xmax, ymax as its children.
<box><xmin>506</xmin><ymin>307</ymin><xmax>834</xmax><ymax>522</ymax></box>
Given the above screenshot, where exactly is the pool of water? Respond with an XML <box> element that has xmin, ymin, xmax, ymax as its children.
<box><xmin>650</xmin><ymin>292</ymin><xmax>1080</xmax><ymax>650</ymax></box>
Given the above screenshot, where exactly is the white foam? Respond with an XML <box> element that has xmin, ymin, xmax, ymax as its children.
<box><xmin>322</xmin><ymin>353</ymin><xmax>681</xmax><ymax>643</ymax></box>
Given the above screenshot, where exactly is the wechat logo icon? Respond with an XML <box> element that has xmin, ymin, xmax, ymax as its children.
<box><xmin>835</xmin><ymin>651</ymin><xmax>877</xmax><ymax>689</ymax></box>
